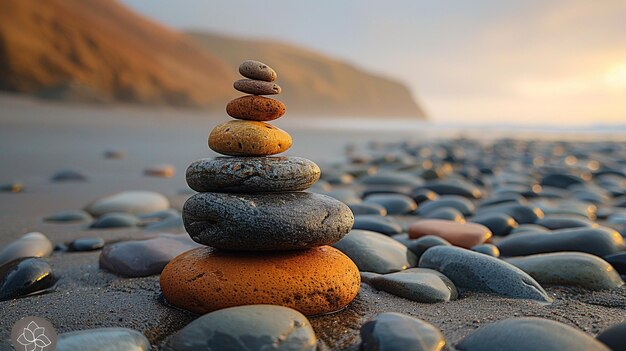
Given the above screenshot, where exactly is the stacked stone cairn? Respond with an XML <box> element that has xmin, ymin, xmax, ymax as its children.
<box><xmin>160</xmin><ymin>60</ymin><xmax>360</xmax><ymax>316</ymax></box>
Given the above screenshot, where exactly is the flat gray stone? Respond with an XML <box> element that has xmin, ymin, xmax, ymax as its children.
<box><xmin>183</xmin><ymin>192</ymin><xmax>354</xmax><ymax>251</ymax></box>
<box><xmin>186</xmin><ymin>156</ymin><xmax>320</xmax><ymax>193</ymax></box>
<box><xmin>506</xmin><ymin>252</ymin><xmax>624</xmax><ymax>290</ymax></box>
<box><xmin>99</xmin><ymin>234</ymin><xmax>201</xmax><ymax>277</ymax></box>
<box><xmin>239</xmin><ymin>60</ymin><xmax>277</xmax><ymax>81</ymax></box>
<box><xmin>85</xmin><ymin>191</ymin><xmax>169</xmax><ymax>216</ymax></box>
<box><xmin>234</xmin><ymin>79</ymin><xmax>281</xmax><ymax>95</ymax></box>
<box><xmin>168</xmin><ymin>305</ymin><xmax>316</xmax><ymax>351</ymax></box>
<box><xmin>0</xmin><ymin>232</ymin><xmax>53</xmax><ymax>266</ymax></box>
<box><xmin>360</xmin><ymin>312</ymin><xmax>446</xmax><ymax>351</ymax></box>
<box><xmin>496</xmin><ymin>227</ymin><xmax>625</xmax><ymax>257</ymax></box>
<box><xmin>456</xmin><ymin>317</ymin><xmax>610</xmax><ymax>351</ymax></box>
<box><xmin>369</xmin><ymin>268</ymin><xmax>458</xmax><ymax>302</ymax></box>
<box><xmin>56</xmin><ymin>328</ymin><xmax>151</xmax><ymax>351</ymax></box>
<box><xmin>332</xmin><ymin>230</ymin><xmax>417</xmax><ymax>273</ymax></box>
<box><xmin>89</xmin><ymin>212</ymin><xmax>140</xmax><ymax>229</ymax></box>
<box><xmin>44</xmin><ymin>210</ymin><xmax>93</xmax><ymax>222</ymax></box>
<box><xmin>419</xmin><ymin>246</ymin><xmax>552</xmax><ymax>302</ymax></box>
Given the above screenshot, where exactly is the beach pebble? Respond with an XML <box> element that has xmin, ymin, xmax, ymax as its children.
<box><xmin>89</xmin><ymin>212</ymin><xmax>140</xmax><ymax>229</ymax></box>
<box><xmin>51</xmin><ymin>169</ymin><xmax>88</xmax><ymax>182</ymax></box>
<box><xmin>360</xmin><ymin>312</ymin><xmax>446</xmax><ymax>351</ymax></box>
<box><xmin>183</xmin><ymin>192</ymin><xmax>353</xmax><ymax>250</ymax></box>
<box><xmin>470</xmin><ymin>213</ymin><xmax>518</xmax><ymax>236</ymax></box>
<box><xmin>497</xmin><ymin>227</ymin><xmax>625</xmax><ymax>257</ymax></box>
<box><xmin>143</xmin><ymin>163</ymin><xmax>175</xmax><ymax>178</ymax></box>
<box><xmin>353</xmin><ymin>215</ymin><xmax>403</xmax><ymax>235</ymax></box>
<box><xmin>394</xmin><ymin>234</ymin><xmax>452</xmax><ymax>258</ymax></box>
<box><xmin>233</xmin><ymin>79</ymin><xmax>282</xmax><ymax>95</ymax></box>
<box><xmin>479</xmin><ymin>194</ymin><xmax>525</xmax><ymax>208</ymax></box>
<box><xmin>359</xmin><ymin>173</ymin><xmax>423</xmax><ymax>187</ymax></box>
<box><xmin>160</xmin><ymin>246</ymin><xmax>359</xmax><ymax>315</ymax></box>
<box><xmin>209</xmin><ymin>120</ymin><xmax>292</xmax><ymax>156</ymax></box>
<box><xmin>85</xmin><ymin>191</ymin><xmax>170</xmax><ymax>216</ymax></box>
<box><xmin>456</xmin><ymin>317</ymin><xmax>609</xmax><ymax>351</ymax></box>
<box><xmin>44</xmin><ymin>210</ymin><xmax>92</xmax><ymax>222</ymax></box>
<box><xmin>363</xmin><ymin>194</ymin><xmax>417</xmax><ymax>215</ymax></box>
<box><xmin>369</xmin><ymin>268</ymin><xmax>458</xmax><ymax>302</ymax></box>
<box><xmin>168</xmin><ymin>305</ymin><xmax>316</xmax><ymax>351</ymax></box>
<box><xmin>506</xmin><ymin>252</ymin><xmax>624</xmax><ymax>290</ymax></box>
<box><xmin>472</xmin><ymin>243</ymin><xmax>500</xmax><ymax>257</ymax></box>
<box><xmin>422</xmin><ymin>207</ymin><xmax>465</xmax><ymax>222</ymax></box>
<box><xmin>0</xmin><ymin>257</ymin><xmax>56</xmax><ymax>302</ymax></box>
<box><xmin>56</xmin><ymin>328</ymin><xmax>150</xmax><ymax>351</ymax></box>
<box><xmin>541</xmin><ymin>173</ymin><xmax>585</xmax><ymax>189</ymax></box>
<box><xmin>417</xmin><ymin>179</ymin><xmax>482</xmax><ymax>199</ymax></box>
<box><xmin>596</xmin><ymin>321</ymin><xmax>626</xmax><ymax>351</ymax></box>
<box><xmin>417</xmin><ymin>195</ymin><xmax>476</xmax><ymax>216</ymax></box>
<box><xmin>186</xmin><ymin>156</ymin><xmax>320</xmax><ymax>193</ymax></box>
<box><xmin>239</xmin><ymin>60</ymin><xmax>277</xmax><ymax>81</ymax></box>
<box><xmin>510</xmin><ymin>224</ymin><xmax>549</xmax><ymax>234</ymax></box>
<box><xmin>99</xmin><ymin>234</ymin><xmax>201</xmax><ymax>277</ymax></box>
<box><xmin>138</xmin><ymin>208</ymin><xmax>180</xmax><ymax>221</ymax></box>
<box><xmin>476</xmin><ymin>203</ymin><xmax>544</xmax><ymax>224</ymax></box>
<box><xmin>535</xmin><ymin>216</ymin><xmax>595</xmax><ymax>229</ymax></box>
<box><xmin>226</xmin><ymin>95</ymin><xmax>286</xmax><ymax>121</ymax></box>
<box><xmin>0</xmin><ymin>232</ymin><xmax>53</xmax><ymax>266</ymax></box>
<box><xmin>0</xmin><ymin>181</ymin><xmax>23</xmax><ymax>192</ymax></box>
<box><xmin>409</xmin><ymin>220</ymin><xmax>492</xmax><ymax>248</ymax></box>
<box><xmin>419</xmin><ymin>246</ymin><xmax>551</xmax><ymax>302</ymax></box>
<box><xmin>603</xmin><ymin>252</ymin><xmax>626</xmax><ymax>275</ymax></box>
<box><xmin>332</xmin><ymin>230</ymin><xmax>417</xmax><ymax>273</ymax></box>
<box><xmin>68</xmin><ymin>238</ymin><xmax>105</xmax><ymax>252</ymax></box>
<box><xmin>349</xmin><ymin>203</ymin><xmax>388</xmax><ymax>216</ymax></box>
<box><xmin>103</xmin><ymin>149</ymin><xmax>126</xmax><ymax>159</ymax></box>
<box><xmin>412</xmin><ymin>189</ymin><xmax>439</xmax><ymax>205</ymax></box>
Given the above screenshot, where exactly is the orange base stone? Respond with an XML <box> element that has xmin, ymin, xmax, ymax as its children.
<box><xmin>160</xmin><ymin>246</ymin><xmax>360</xmax><ymax>316</ymax></box>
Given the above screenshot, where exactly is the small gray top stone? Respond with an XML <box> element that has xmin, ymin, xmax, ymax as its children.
<box><xmin>239</xmin><ymin>60</ymin><xmax>277</xmax><ymax>82</ymax></box>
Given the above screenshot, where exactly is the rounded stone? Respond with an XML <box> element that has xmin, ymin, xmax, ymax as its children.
<box><xmin>0</xmin><ymin>232</ymin><xmax>53</xmax><ymax>266</ymax></box>
<box><xmin>239</xmin><ymin>60</ymin><xmax>277</xmax><ymax>82</ymax></box>
<box><xmin>183</xmin><ymin>192</ymin><xmax>354</xmax><ymax>251</ymax></box>
<box><xmin>208</xmin><ymin>120</ymin><xmax>292</xmax><ymax>156</ymax></box>
<box><xmin>226</xmin><ymin>95</ymin><xmax>286</xmax><ymax>121</ymax></box>
<box><xmin>505</xmin><ymin>252</ymin><xmax>623</xmax><ymax>290</ymax></box>
<box><xmin>471</xmin><ymin>243</ymin><xmax>500</xmax><ymax>257</ymax></box>
<box><xmin>0</xmin><ymin>257</ymin><xmax>57</xmax><ymax>302</ymax></box>
<box><xmin>419</xmin><ymin>246</ymin><xmax>552</xmax><ymax>302</ymax></box>
<box><xmin>456</xmin><ymin>317</ymin><xmax>610</xmax><ymax>351</ymax></box>
<box><xmin>160</xmin><ymin>246</ymin><xmax>360</xmax><ymax>316</ymax></box>
<box><xmin>143</xmin><ymin>163</ymin><xmax>175</xmax><ymax>178</ymax></box>
<box><xmin>68</xmin><ymin>238</ymin><xmax>105</xmax><ymax>252</ymax></box>
<box><xmin>417</xmin><ymin>196</ymin><xmax>476</xmax><ymax>216</ymax></box>
<box><xmin>363</xmin><ymin>194</ymin><xmax>417</xmax><ymax>215</ymax></box>
<box><xmin>186</xmin><ymin>156</ymin><xmax>320</xmax><ymax>193</ymax></box>
<box><xmin>360</xmin><ymin>312</ymin><xmax>447</xmax><ymax>351</ymax></box>
<box><xmin>56</xmin><ymin>328</ymin><xmax>151</xmax><ymax>351</ymax></box>
<box><xmin>85</xmin><ymin>191</ymin><xmax>170</xmax><ymax>216</ymax></box>
<box><xmin>423</xmin><ymin>207</ymin><xmax>465</xmax><ymax>222</ymax></box>
<box><xmin>409</xmin><ymin>220</ymin><xmax>492</xmax><ymax>249</ymax></box>
<box><xmin>349</xmin><ymin>203</ymin><xmax>388</xmax><ymax>216</ymax></box>
<box><xmin>353</xmin><ymin>215</ymin><xmax>403</xmax><ymax>235</ymax></box>
<box><xmin>597</xmin><ymin>321</ymin><xmax>626</xmax><ymax>351</ymax></box>
<box><xmin>233</xmin><ymin>79</ymin><xmax>282</xmax><ymax>95</ymax></box>
<box><xmin>332</xmin><ymin>230</ymin><xmax>418</xmax><ymax>274</ymax></box>
<box><xmin>89</xmin><ymin>212</ymin><xmax>140</xmax><ymax>229</ymax></box>
<box><xmin>470</xmin><ymin>212</ymin><xmax>518</xmax><ymax>236</ymax></box>
<box><xmin>44</xmin><ymin>210</ymin><xmax>92</xmax><ymax>222</ymax></box>
<box><xmin>369</xmin><ymin>268</ymin><xmax>458</xmax><ymax>303</ymax></box>
<box><xmin>168</xmin><ymin>305</ymin><xmax>317</xmax><ymax>351</ymax></box>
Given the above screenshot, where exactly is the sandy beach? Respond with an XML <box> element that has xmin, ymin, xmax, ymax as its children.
<box><xmin>1</xmin><ymin>94</ymin><xmax>626</xmax><ymax>350</ymax></box>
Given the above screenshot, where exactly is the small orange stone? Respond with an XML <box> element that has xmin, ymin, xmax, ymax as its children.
<box><xmin>226</xmin><ymin>95</ymin><xmax>286</xmax><ymax>121</ymax></box>
<box><xmin>408</xmin><ymin>219</ymin><xmax>492</xmax><ymax>248</ymax></box>
<box><xmin>160</xmin><ymin>246</ymin><xmax>361</xmax><ymax>316</ymax></box>
<box><xmin>208</xmin><ymin>120</ymin><xmax>292</xmax><ymax>156</ymax></box>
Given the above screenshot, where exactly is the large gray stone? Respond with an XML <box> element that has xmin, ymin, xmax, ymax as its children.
<box><xmin>56</xmin><ymin>328</ymin><xmax>151</xmax><ymax>351</ymax></box>
<box><xmin>456</xmin><ymin>317</ymin><xmax>610</xmax><ymax>351</ymax></box>
<box><xmin>0</xmin><ymin>257</ymin><xmax>57</xmax><ymax>302</ymax></box>
<box><xmin>0</xmin><ymin>232</ymin><xmax>53</xmax><ymax>266</ymax></box>
<box><xmin>369</xmin><ymin>268</ymin><xmax>458</xmax><ymax>302</ymax></box>
<box><xmin>168</xmin><ymin>305</ymin><xmax>316</xmax><ymax>351</ymax></box>
<box><xmin>360</xmin><ymin>312</ymin><xmax>446</xmax><ymax>351</ymax></box>
<box><xmin>186</xmin><ymin>156</ymin><xmax>320</xmax><ymax>193</ymax></box>
<box><xmin>419</xmin><ymin>246</ymin><xmax>551</xmax><ymax>302</ymax></box>
<box><xmin>183</xmin><ymin>192</ymin><xmax>354</xmax><ymax>251</ymax></box>
<box><xmin>505</xmin><ymin>252</ymin><xmax>624</xmax><ymax>290</ymax></box>
<box><xmin>332</xmin><ymin>230</ymin><xmax>417</xmax><ymax>274</ymax></box>
<box><xmin>496</xmin><ymin>227</ymin><xmax>625</xmax><ymax>257</ymax></box>
<box><xmin>99</xmin><ymin>234</ymin><xmax>201</xmax><ymax>277</ymax></box>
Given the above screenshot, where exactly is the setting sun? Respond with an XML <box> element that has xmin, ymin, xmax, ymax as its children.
<box><xmin>605</xmin><ymin>62</ymin><xmax>626</xmax><ymax>89</ymax></box>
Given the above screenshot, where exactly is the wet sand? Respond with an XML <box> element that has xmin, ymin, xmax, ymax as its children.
<box><xmin>1</xmin><ymin>94</ymin><xmax>626</xmax><ymax>350</ymax></box>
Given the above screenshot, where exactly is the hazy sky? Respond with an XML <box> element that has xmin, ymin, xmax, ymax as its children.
<box><xmin>123</xmin><ymin>0</ymin><xmax>626</xmax><ymax>125</ymax></box>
